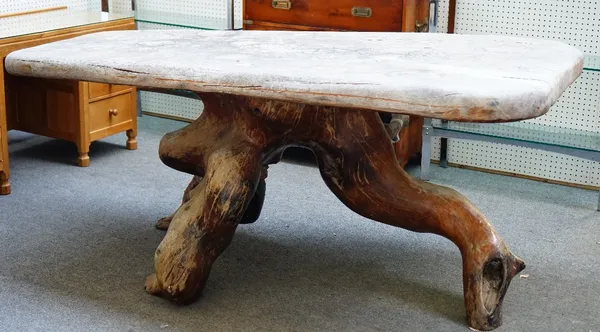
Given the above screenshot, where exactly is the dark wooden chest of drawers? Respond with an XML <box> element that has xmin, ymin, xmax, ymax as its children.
<box><xmin>243</xmin><ymin>0</ymin><xmax>432</xmax><ymax>165</ymax></box>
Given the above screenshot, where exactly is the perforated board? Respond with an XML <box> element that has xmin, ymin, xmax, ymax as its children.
<box><xmin>431</xmin><ymin>0</ymin><xmax>600</xmax><ymax>188</ymax></box>
<box><xmin>140</xmin><ymin>90</ymin><xmax>204</xmax><ymax>121</ymax></box>
<box><xmin>134</xmin><ymin>0</ymin><xmax>234</xmax><ymax>27</ymax></box>
<box><xmin>234</xmin><ymin>0</ymin><xmax>242</xmax><ymax>30</ymax></box>
<box><xmin>108</xmin><ymin>0</ymin><xmax>132</xmax><ymax>14</ymax></box>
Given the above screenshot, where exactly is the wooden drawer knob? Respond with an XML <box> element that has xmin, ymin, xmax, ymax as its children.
<box><xmin>109</xmin><ymin>108</ymin><xmax>119</xmax><ymax>116</ymax></box>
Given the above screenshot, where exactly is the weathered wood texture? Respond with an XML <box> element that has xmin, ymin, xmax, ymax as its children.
<box><xmin>148</xmin><ymin>93</ymin><xmax>525</xmax><ymax>331</ymax></box>
<box><xmin>5</xmin><ymin>30</ymin><xmax>584</xmax><ymax>122</ymax></box>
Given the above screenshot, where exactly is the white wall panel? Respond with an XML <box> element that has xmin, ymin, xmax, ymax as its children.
<box><xmin>108</xmin><ymin>0</ymin><xmax>132</xmax><ymax>14</ymax></box>
<box><xmin>134</xmin><ymin>0</ymin><xmax>232</xmax><ymax>25</ymax></box>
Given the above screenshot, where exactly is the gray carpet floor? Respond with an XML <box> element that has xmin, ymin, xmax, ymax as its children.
<box><xmin>1</xmin><ymin>115</ymin><xmax>599</xmax><ymax>332</ymax></box>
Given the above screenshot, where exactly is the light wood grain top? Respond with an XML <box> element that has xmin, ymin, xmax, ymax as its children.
<box><xmin>5</xmin><ymin>30</ymin><xmax>584</xmax><ymax>122</ymax></box>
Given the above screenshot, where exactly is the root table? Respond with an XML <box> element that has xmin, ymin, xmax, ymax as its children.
<box><xmin>5</xmin><ymin>30</ymin><xmax>583</xmax><ymax>331</ymax></box>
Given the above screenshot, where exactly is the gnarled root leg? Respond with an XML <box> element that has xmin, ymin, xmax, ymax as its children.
<box><xmin>150</xmin><ymin>92</ymin><xmax>522</xmax><ymax>329</ymax></box>
<box><xmin>156</xmin><ymin>170</ymin><xmax>267</xmax><ymax>230</ymax></box>
<box><xmin>155</xmin><ymin>94</ymin><xmax>269</xmax><ymax>231</ymax></box>
<box><xmin>155</xmin><ymin>176</ymin><xmax>202</xmax><ymax>230</ymax></box>
<box><xmin>312</xmin><ymin>110</ymin><xmax>525</xmax><ymax>331</ymax></box>
<box><xmin>145</xmin><ymin>146</ymin><xmax>262</xmax><ymax>304</ymax></box>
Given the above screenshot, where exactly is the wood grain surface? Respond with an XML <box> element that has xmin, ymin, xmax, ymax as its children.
<box><xmin>5</xmin><ymin>30</ymin><xmax>583</xmax><ymax>122</ymax></box>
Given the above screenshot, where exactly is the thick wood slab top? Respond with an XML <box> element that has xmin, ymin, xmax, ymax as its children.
<box><xmin>5</xmin><ymin>30</ymin><xmax>584</xmax><ymax>122</ymax></box>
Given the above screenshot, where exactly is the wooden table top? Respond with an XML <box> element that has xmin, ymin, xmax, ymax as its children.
<box><xmin>5</xmin><ymin>30</ymin><xmax>584</xmax><ymax>122</ymax></box>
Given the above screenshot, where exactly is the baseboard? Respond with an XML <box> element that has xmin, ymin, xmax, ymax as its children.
<box><xmin>431</xmin><ymin>160</ymin><xmax>600</xmax><ymax>191</ymax></box>
<box><xmin>142</xmin><ymin>111</ymin><xmax>193</xmax><ymax>123</ymax></box>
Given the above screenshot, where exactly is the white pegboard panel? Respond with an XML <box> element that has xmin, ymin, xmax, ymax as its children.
<box><xmin>447</xmin><ymin>140</ymin><xmax>595</xmax><ymax>186</ymax></box>
<box><xmin>431</xmin><ymin>137</ymin><xmax>442</xmax><ymax>162</ymax></box>
<box><xmin>525</xmin><ymin>71</ymin><xmax>600</xmax><ymax>130</ymax></box>
<box><xmin>0</xmin><ymin>0</ymin><xmax>99</xmax><ymax>14</ymax></box>
<box><xmin>108</xmin><ymin>0</ymin><xmax>132</xmax><ymax>14</ymax></box>
<box><xmin>140</xmin><ymin>91</ymin><xmax>204</xmax><ymax>121</ymax></box>
<box><xmin>435</xmin><ymin>0</ymin><xmax>450</xmax><ymax>34</ymax></box>
<box><xmin>591</xmin><ymin>162</ymin><xmax>600</xmax><ymax>186</ymax></box>
<box><xmin>135</xmin><ymin>0</ymin><xmax>232</xmax><ymax>25</ymax></box>
<box><xmin>233</xmin><ymin>0</ymin><xmax>242</xmax><ymax>29</ymax></box>
<box><xmin>453</xmin><ymin>0</ymin><xmax>599</xmax><ymax>55</ymax></box>
<box><xmin>430</xmin><ymin>0</ymin><xmax>600</xmax><ymax>188</ymax></box>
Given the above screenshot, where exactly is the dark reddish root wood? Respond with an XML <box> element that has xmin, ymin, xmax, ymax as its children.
<box><xmin>152</xmin><ymin>93</ymin><xmax>525</xmax><ymax>330</ymax></box>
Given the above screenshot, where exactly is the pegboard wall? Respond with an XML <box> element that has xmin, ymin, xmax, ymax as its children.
<box><xmin>133</xmin><ymin>0</ymin><xmax>242</xmax><ymax>121</ymax></box>
<box><xmin>133</xmin><ymin>0</ymin><xmax>238</xmax><ymax>28</ymax></box>
<box><xmin>107</xmin><ymin>0</ymin><xmax>132</xmax><ymax>14</ymax></box>
<box><xmin>432</xmin><ymin>0</ymin><xmax>600</xmax><ymax>188</ymax></box>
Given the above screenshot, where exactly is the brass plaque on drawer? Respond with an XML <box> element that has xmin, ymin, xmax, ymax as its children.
<box><xmin>272</xmin><ymin>0</ymin><xmax>291</xmax><ymax>10</ymax></box>
<box><xmin>351</xmin><ymin>6</ymin><xmax>372</xmax><ymax>18</ymax></box>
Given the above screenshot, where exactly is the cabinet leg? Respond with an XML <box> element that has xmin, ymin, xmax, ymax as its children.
<box><xmin>77</xmin><ymin>143</ymin><xmax>90</xmax><ymax>167</ymax></box>
<box><xmin>126</xmin><ymin>129</ymin><xmax>138</xmax><ymax>150</ymax></box>
<box><xmin>0</xmin><ymin>171</ymin><xmax>10</xmax><ymax>195</ymax></box>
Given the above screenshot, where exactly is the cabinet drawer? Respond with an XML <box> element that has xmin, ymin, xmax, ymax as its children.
<box><xmin>244</xmin><ymin>0</ymin><xmax>404</xmax><ymax>31</ymax></box>
<box><xmin>88</xmin><ymin>82</ymin><xmax>130</xmax><ymax>99</ymax></box>
<box><xmin>89</xmin><ymin>92</ymin><xmax>133</xmax><ymax>133</ymax></box>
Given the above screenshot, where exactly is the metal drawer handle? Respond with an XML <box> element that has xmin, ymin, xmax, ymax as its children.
<box><xmin>109</xmin><ymin>109</ymin><xmax>119</xmax><ymax>116</ymax></box>
<box><xmin>272</xmin><ymin>0</ymin><xmax>291</xmax><ymax>10</ymax></box>
<box><xmin>352</xmin><ymin>6</ymin><xmax>372</xmax><ymax>18</ymax></box>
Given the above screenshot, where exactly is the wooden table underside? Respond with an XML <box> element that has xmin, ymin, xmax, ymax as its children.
<box><xmin>148</xmin><ymin>92</ymin><xmax>525</xmax><ymax>332</ymax></box>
